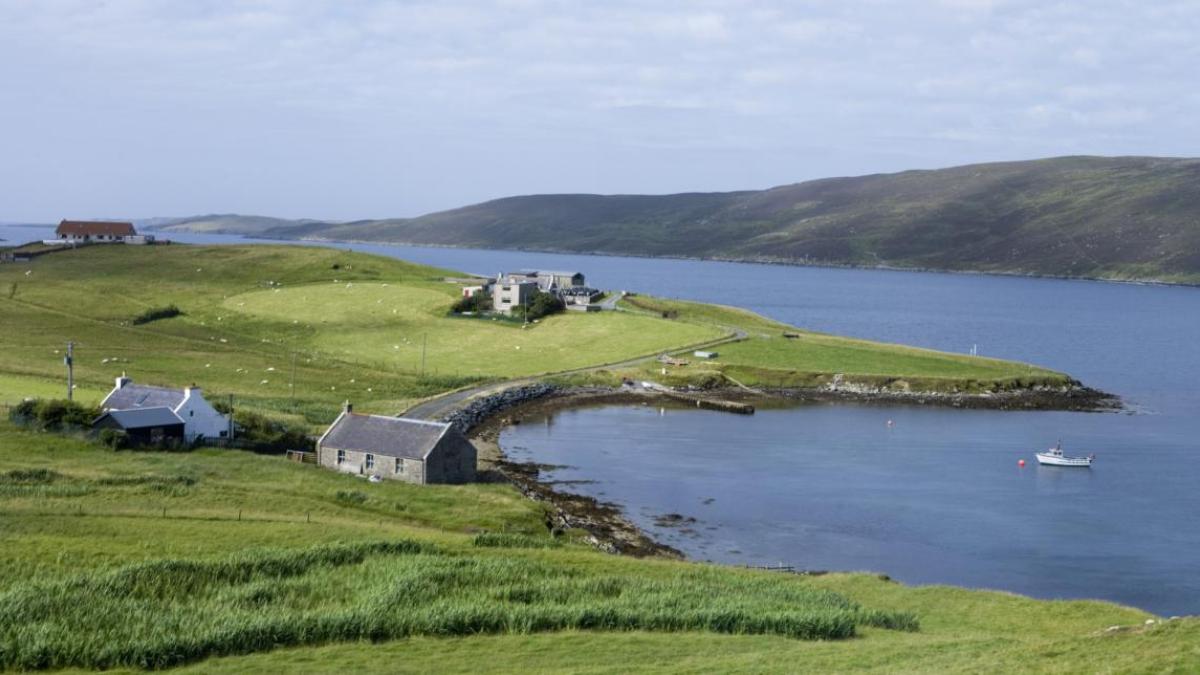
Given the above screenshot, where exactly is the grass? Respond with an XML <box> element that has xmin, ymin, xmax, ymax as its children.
<box><xmin>222</xmin><ymin>282</ymin><xmax>720</xmax><ymax>379</ymax></box>
<box><xmin>1</xmin><ymin>243</ymin><xmax>1169</xmax><ymax>672</ymax></box>
<box><xmin>0</xmin><ymin>420</ymin><xmax>546</xmax><ymax>588</ymax></box>
<box><xmin>0</xmin><ymin>244</ymin><xmax>1074</xmax><ymax>432</ymax></box>
<box><xmin>0</xmin><ymin>420</ymin><xmax>1193</xmax><ymax>673</ymax></box>
<box><xmin>617</xmin><ymin>296</ymin><xmax>1072</xmax><ymax>392</ymax></box>
<box><xmin>0</xmin><ymin>245</ymin><xmax>717</xmax><ymax>426</ymax></box>
<box><xmin>1</xmin><ymin>540</ymin><xmax>907</xmax><ymax>670</ymax></box>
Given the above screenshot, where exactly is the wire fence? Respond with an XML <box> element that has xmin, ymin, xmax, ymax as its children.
<box><xmin>2</xmin><ymin>503</ymin><xmax>322</xmax><ymax>526</ymax></box>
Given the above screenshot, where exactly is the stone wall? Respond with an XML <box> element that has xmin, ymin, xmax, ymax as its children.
<box><xmin>317</xmin><ymin>446</ymin><xmax>426</xmax><ymax>484</ymax></box>
<box><xmin>442</xmin><ymin>383</ymin><xmax>559</xmax><ymax>434</ymax></box>
<box><xmin>425</xmin><ymin>429</ymin><xmax>478</xmax><ymax>484</ymax></box>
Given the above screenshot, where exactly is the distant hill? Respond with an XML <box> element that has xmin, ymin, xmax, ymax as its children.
<box><xmin>152</xmin><ymin>156</ymin><xmax>1200</xmax><ymax>283</ymax></box>
<box><xmin>149</xmin><ymin>214</ymin><xmax>333</xmax><ymax>235</ymax></box>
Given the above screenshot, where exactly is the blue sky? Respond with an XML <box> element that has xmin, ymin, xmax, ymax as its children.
<box><xmin>2</xmin><ymin>1</ymin><xmax>1198</xmax><ymax>222</ymax></box>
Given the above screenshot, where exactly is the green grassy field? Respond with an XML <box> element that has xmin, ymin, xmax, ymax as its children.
<box><xmin>0</xmin><ymin>421</ymin><xmax>1194</xmax><ymax>673</ymax></box>
<box><xmin>222</xmin><ymin>283</ymin><xmax>720</xmax><ymax>379</ymax></box>
<box><xmin>0</xmin><ymin>245</ymin><xmax>718</xmax><ymax>427</ymax></box>
<box><xmin>0</xmin><ymin>244</ymin><xmax>1068</xmax><ymax>431</ymax></box>
<box><xmin>0</xmin><ymin>243</ymin><xmax>1171</xmax><ymax>672</ymax></box>
<box><xmin>616</xmin><ymin>296</ymin><xmax>1071</xmax><ymax>392</ymax></box>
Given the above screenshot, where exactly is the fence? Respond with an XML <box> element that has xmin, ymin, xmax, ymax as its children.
<box><xmin>286</xmin><ymin>449</ymin><xmax>317</xmax><ymax>464</ymax></box>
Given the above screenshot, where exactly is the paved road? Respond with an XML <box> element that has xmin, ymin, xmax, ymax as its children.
<box><xmin>596</xmin><ymin>292</ymin><xmax>622</xmax><ymax>311</ymax></box>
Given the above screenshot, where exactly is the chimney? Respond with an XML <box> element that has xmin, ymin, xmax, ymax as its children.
<box><xmin>343</xmin><ymin>400</ymin><xmax>353</xmax><ymax>414</ymax></box>
<box><xmin>115</xmin><ymin>372</ymin><xmax>131</xmax><ymax>389</ymax></box>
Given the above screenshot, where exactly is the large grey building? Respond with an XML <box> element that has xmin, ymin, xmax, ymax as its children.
<box><xmin>316</xmin><ymin>404</ymin><xmax>476</xmax><ymax>484</ymax></box>
<box><xmin>525</xmin><ymin>269</ymin><xmax>585</xmax><ymax>289</ymax></box>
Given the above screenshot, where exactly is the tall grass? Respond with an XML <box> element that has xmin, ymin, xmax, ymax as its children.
<box><xmin>0</xmin><ymin>541</ymin><xmax>916</xmax><ymax>670</ymax></box>
<box><xmin>473</xmin><ymin>532</ymin><xmax>562</xmax><ymax>549</ymax></box>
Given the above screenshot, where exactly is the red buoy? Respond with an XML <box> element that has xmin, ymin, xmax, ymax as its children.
<box><xmin>1018</xmin><ymin>459</ymin><xmax>1026</xmax><ymax>467</ymax></box>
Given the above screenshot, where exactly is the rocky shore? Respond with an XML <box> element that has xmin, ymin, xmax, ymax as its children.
<box><xmin>768</xmin><ymin>381</ymin><xmax>1120</xmax><ymax>412</ymax></box>
<box><xmin>455</xmin><ymin>381</ymin><xmax>1120</xmax><ymax>558</ymax></box>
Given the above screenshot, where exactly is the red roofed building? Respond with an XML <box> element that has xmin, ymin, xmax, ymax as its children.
<box><xmin>55</xmin><ymin>219</ymin><xmax>137</xmax><ymax>243</ymax></box>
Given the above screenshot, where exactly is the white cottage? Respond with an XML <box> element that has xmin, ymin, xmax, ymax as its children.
<box><xmin>100</xmin><ymin>375</ymin><xmax>231</xmax><ymax>443</ymax></box>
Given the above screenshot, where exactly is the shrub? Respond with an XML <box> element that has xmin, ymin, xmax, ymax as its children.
<box><xmin>335</xmin><ymin>490</ymin><xmax>368</xmax><ymax>506</ymax></box>
<box><xmin>9</xmin><ymin>398</ymin><xmax>98</xmax><ymax>431</ymax></box>
<box><xmin>225</xmin><ymin>409</ymin><xmax>313</xmax><ymax>454</ymax></box>
<box><xmin>523</xmin><ymin>290</ymin><xmax>564</xmax><ymax>321</ymax></box>
<box><xmin>452</xmin><ymin>291</ymin><xmax>493</xmax><ymax>314</ymax></box>
<box><xmin>131</xmin><ymin>304</ymin><xmax>182</xmax><ymax>325</ymax></box>
<box><xmin>97</xmin><ymin>428</ymin><xmax>129</xmax><ymax>450</ymax></box>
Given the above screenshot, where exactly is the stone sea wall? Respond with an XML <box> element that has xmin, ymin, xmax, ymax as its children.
<box><xmin>442</xmin><ymin>383</ymin><xmax>560</xmax><ymax>433</ymax></box>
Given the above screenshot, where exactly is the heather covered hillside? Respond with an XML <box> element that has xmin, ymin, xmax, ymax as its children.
<box><xmin>155</xmin><ymin>156</ymin><xmax>1200</xmax><ymax>283</ymax></box>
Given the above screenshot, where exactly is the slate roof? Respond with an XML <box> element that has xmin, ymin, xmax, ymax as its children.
<box><xmin>319</xmin><ymin>414</ymin><xmax>450</xmax><ymax>460</ymax></box>
<box><xmin>96</xmin><ymin>407</ymin><xmax>184</xmax><ymax>429</ymax></box>
<box><xmin>103</xmin><ymin>384</ymin><xmax>185</xmax><ymax>411</ymax></box>
<box><xmin>56</xmin><ymin>220</ymin><xmax>137</xmax><ymax>237</ymax></box>
<box><xmin>520</xmin><ymin>269</ymin><xmax>582</xmax><ymax>278</ymax></box>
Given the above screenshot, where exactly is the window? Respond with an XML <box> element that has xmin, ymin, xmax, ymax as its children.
<box><xmin>365</xmin><ymin>453</ymin><xmax>375</xmax><ymax>470</ymax></box>
<box><xmin>395</xmin><ymin>458</ymin><xmax>404</xmax><ymax>474</ymax></box>
<box><xmin>336</xmin><ymin>449</ymin><xmax>345</xmax><ymax>464</ymax></box>
<box><xmin>189</xmin><ymin>410</ymin><xmax>194</xmax><ymax>417</ymax></box>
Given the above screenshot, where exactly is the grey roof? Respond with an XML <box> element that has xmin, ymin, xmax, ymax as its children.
<box><xmin>320</xmin><ymin>414</ymin><xmax>450</xmax><ymax>460</ymax></box>
<box><xmin>97</xmin><ymin>407</ymin><xmax>184</xmax><ymax>429</ymax></box>
<box><xmin>103</xmin><ymin>384</ymin><xmax>185</xmax><ymax>410</ymax></box>
<box><xmin>519</xmin><ymin>269</ymin><xmax>583</xmax><ymax>278</ymax></box>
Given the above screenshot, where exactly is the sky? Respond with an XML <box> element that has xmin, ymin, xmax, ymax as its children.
<box><xmin>2</xmin><ymin>0</ymin><xmax>1199</xmax><ymax>222</ymax></box>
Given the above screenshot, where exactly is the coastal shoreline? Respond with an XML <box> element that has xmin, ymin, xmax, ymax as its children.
<box><xmin>146</xmin><ymin>227</ymin><xmax>1200</xmax><ymax>288</ymax></box>
<box><xmin>467</xmin><ymin>383</ymin><xmax>1120</xmax><ymax>559</ymax></box>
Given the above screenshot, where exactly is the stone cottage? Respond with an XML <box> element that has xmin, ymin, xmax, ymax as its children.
<box><xmin>316</xmin><ymin>403</ymin><xmax>476</xmax><ymax>484</ymax></box>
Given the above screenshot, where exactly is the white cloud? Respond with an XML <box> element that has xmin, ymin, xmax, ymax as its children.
<box><xmin>0</xmin><ymin>0</ymin><xmax>1197</xmax><ymax>220</ymax></box>
<box><xmin>1065</xmin><ymin>47</ymin><xmax>1103</xmax><ymax>68</ymax></box>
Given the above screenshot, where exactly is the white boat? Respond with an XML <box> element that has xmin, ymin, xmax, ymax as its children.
<box><xmin>1036</xmin><ymin>442</ymin><xmax>1094</xmax><ymax>467</ymax></box>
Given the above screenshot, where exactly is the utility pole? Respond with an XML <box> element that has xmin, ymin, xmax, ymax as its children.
<box><xmin>289</xmin><ymin>352</ymin><xmax>297</xmax><ymax>411</ymax></box>
<box><xmin>228</xmin><ymin>393</ymin><xmax>235</xmax><ymax>441</ymax></box>
<box><xmin>420</xmin><ymin>334</ymin><xmax>427</xmax><ymax>378</ymax></box>
<box><xmin>65</xmin><ymin>341</ymin><xmax>74</xmax><ymax>401</ymax></box>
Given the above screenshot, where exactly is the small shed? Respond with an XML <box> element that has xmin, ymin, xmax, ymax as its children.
<box><xmin>693</xmin><ymin>350</ymin><xmax>719</xmax><ymax>359</ymax></box>
<box><xmin>92</xmin><ymin>407</ymin><xmax>185</xmax><ymax>446</ymax></box>
<box><xmin>316</xmin><ymin>404</ymin><xmax>476</xmax><ymax>484</ymax></box>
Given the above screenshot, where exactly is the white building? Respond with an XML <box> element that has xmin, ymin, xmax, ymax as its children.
<box><xmin>100</xmin><ymin>375</ymin><xmax>231</xmax><ymax>443</ymax></box>
<box><xmin>492</xmin><ymin>278</ymin><xmax>538</xmax><ymax>315</ymax></box>
<box><xmin>55</xmin><ymin>220</ymin><xmax>138</xmax><ymax>243</ymax></box>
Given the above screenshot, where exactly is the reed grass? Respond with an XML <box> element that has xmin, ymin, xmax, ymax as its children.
<box><xmin>0</xmin><ymin>541</ymin><xmax>915</xmax><ymax>670</ymax></box>
<box><xmin>472</xmin><ymin>532</ymin><xmax>562</xmax><ymax>549</ymax></box>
